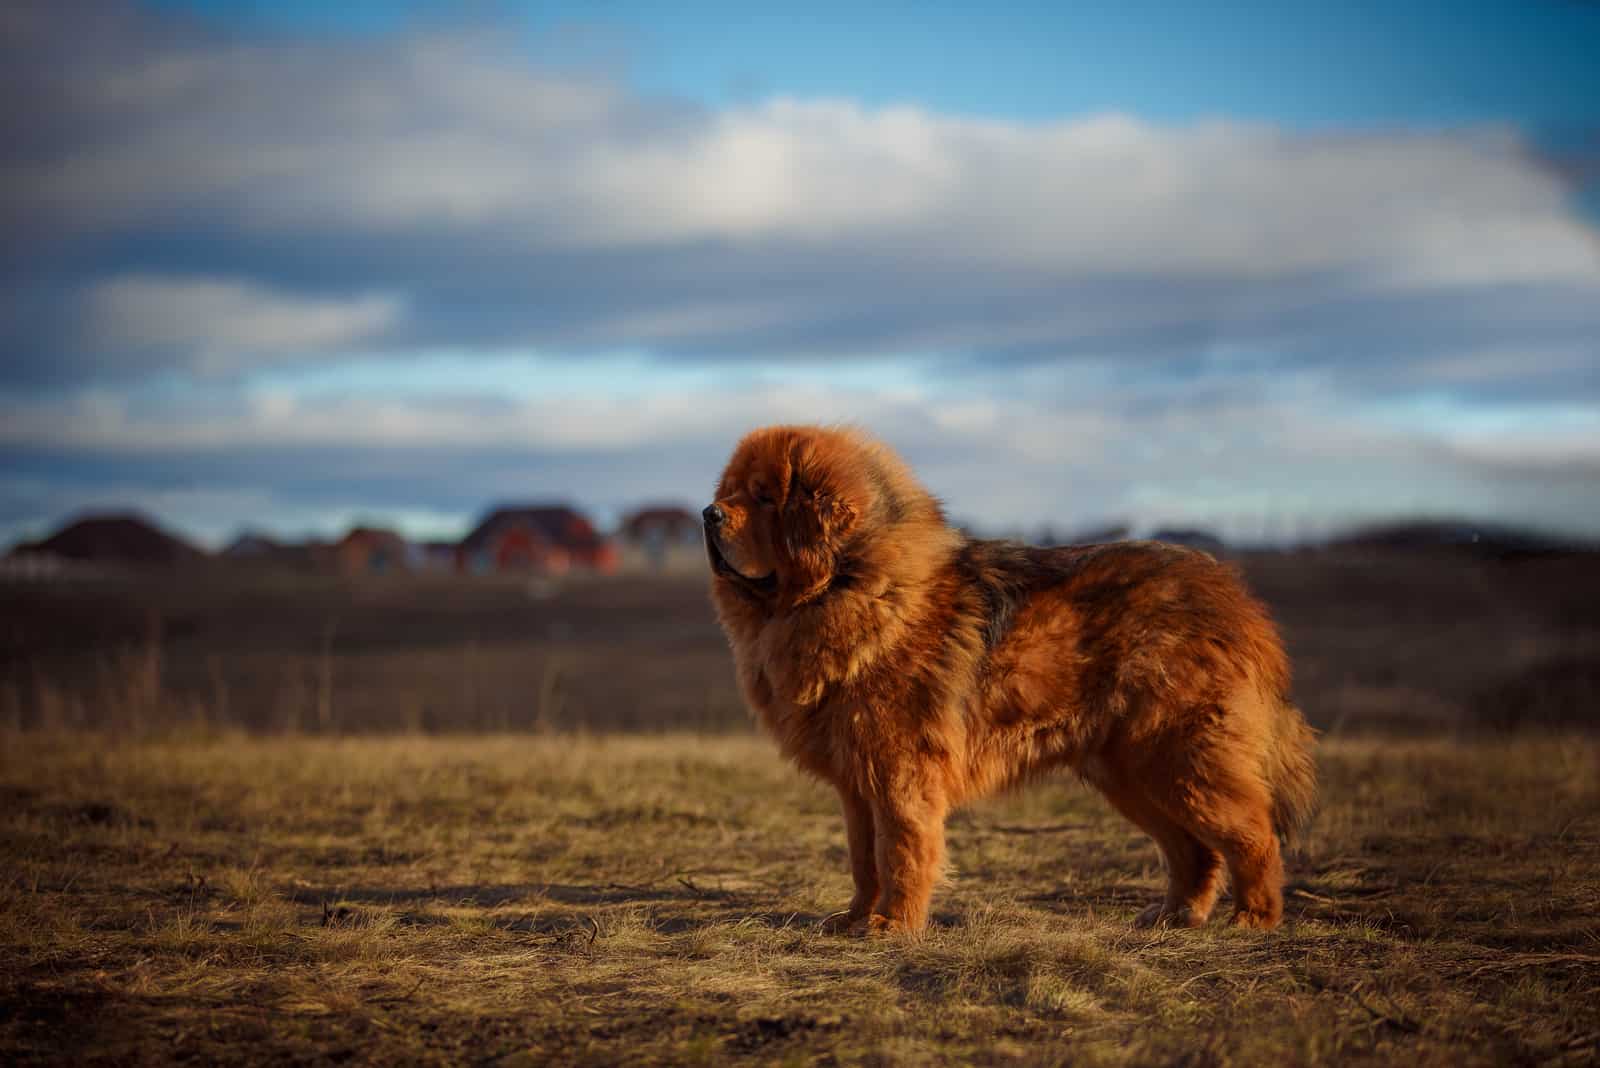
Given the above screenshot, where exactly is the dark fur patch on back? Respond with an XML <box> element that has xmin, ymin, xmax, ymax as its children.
<box><xmin>955</xmin><ymin>539</ymin><xmax>1087</xmax><ymax>650</ymax></box>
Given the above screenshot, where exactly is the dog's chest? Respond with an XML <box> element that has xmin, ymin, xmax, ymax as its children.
<box><xmin>730</xmin><ymin>650</ymin><xmax>850</xmax><ymax>778</ymax></box>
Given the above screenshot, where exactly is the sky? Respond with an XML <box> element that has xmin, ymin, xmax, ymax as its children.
<box><xmin>2</xmin><ymin>0</ymin><xmax>1598</xmax><ymax>547</ymax></box>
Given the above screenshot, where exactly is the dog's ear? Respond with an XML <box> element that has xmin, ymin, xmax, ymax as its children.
<box><xmin>782</xmin><ymin>488</ymin><xmax>854</xmax><ymax>556</ymax></box>
<box><xmin>780</xmin><ymin>486</ymin><xmax>855</xmax><ymax>600</ymax></box>
<box><xmin>817</xmin><ymin>492</ymin><xmax>857</xmax><ymax>539</ymax></box>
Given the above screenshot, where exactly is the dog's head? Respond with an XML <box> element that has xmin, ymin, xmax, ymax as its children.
<box><xmin>704</xmin><ymin>425</ymin><xmax>955</xmax><ymax>611</ymax></box>
<box><xmin>704</xmin><ymin>425</ymin><xmax>887</xmax><ymax>607</ymax></box>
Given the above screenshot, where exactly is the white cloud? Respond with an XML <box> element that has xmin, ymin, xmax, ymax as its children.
<box><xmin>31</xmin><ymin>70</ymin><xmax>1599</xmax><ymax>287</ymax></box>
<box><xmin>6</xmin><ymin>359</ymin><xmax>1598</xmax><ymax>539</ymax></box>
<box><xmin>82</xmin><ymin>276</ymin><xmax>405</xmax><ymax>371</ymax></box>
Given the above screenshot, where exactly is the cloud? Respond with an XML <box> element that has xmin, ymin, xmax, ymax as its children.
<box><xmin>2</xmin><ymin>0</ymin><xmax>1596</xmax><ymax>389</ymax></box>
<box><xmin>81</xmin><ymin>276</ymin><xmax>404</xmax><ymax>373</ymax></box>
<box><xmin>6</xmin><ymin>356</ymin><xmax>1598</xmax><ymax>547</ymax></box>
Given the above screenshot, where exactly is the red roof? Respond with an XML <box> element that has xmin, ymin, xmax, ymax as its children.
<box><xmin>460</xmin><ymin>505</ymin><xmax>604</xmax><ymax>554</ymax></box>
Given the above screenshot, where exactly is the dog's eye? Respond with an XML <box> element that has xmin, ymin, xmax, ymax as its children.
<box><xmin>751</xmin><ymin>487</ymin><xmax>773</xmax><ymax>506</ymax></box>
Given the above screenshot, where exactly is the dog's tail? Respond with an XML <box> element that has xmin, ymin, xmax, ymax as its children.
<box><xmin>1265</xmin><ymin>700</ymin><xmax>1318</xmax><ymax>848</ymax></box>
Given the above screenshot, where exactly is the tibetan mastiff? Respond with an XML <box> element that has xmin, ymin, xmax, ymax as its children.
<box><xmin>705</xmin><ymin>425</ymin><xmax>1316</xmax><ymax>935</ymax></box>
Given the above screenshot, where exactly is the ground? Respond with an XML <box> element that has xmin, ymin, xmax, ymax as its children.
<box><xmin>3</xmin><ymin>731</ymin><xmax>1597</xmax><ymax>1066</ymax></box>
<box><xmin>5</xmin><ymin>550</ymin><xmax>1599</xmax><ymax>735</ymax></box>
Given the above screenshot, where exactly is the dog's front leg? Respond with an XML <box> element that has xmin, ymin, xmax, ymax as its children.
<box><xmin>820</xmin><ymin>787</ymin><xmax>879</xmax><ymax>933</ymax></box>
<box><xmin>863</xmin><ymin>779</ymin><xmax>947</xmax><ymax>936</ymax></box>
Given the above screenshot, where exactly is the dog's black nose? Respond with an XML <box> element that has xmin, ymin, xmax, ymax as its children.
<box><xmin>702</xmin><ymin>504</ymin><xmax>725</xmax><ymax>526</ymax></box>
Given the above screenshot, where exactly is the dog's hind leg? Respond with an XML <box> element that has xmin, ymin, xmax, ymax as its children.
<box><xmin>1099</xmin><ymin>775</ymin><xmax>1224</xmax><ymax>927</ymax></box>
<box><xmin>1203</xmin><ymin>803</ymin><xmax>1283</xmax><ymax>929</ymax></box>
<box><xmin>1143</xmin><ymin>747</ymin><xmax>1285</xmax><ymax>930</ymax></box>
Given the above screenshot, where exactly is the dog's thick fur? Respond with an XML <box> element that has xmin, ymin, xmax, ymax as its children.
<box><xmin>706</xmin><ymin>425</ymin><xmax>1317</xmax><ymax>934</ymax></box>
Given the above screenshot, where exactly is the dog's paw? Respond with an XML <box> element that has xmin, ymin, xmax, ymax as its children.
<box><xmin>856</xmin><ymin>914</ymin><xmax>917</xmax><ymax>938</ymax></box>
<box><xmin>818</xmin><ymin>909</ymin><xmax>866</xmax><ymax>935</ymax></box>
<box><xmin>1134</xmin><ymin>903</ymin><xmax>1206</xmax><ymax>929</ymax></box>
<box><xmin>1227</xmin><ymin>907</ymin><xmax>1281</xmax><ymax>930</ymax></box>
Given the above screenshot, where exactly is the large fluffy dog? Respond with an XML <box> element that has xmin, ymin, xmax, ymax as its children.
<box><xmin>705</xmin><ymin>425</ymin><xmax>1316</xmax><ymax>935</ymax></box>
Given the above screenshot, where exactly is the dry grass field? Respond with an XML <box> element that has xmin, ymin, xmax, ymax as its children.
<box><xmin>2</xmin><ymin>549</ymin><xmax>1598</xmax><ymax>1064</ymax></box>
<box><xmin>3</xmin><ymin>731</ymin><xmax>1598</xmax><ymax>1066</ymax></box>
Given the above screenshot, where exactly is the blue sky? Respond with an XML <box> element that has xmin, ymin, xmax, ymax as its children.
<box><xmin>156</xmin><ymin>0</ymin><xmax>1600</xmax><ymax>127</ymax></box>
<box><xmin>3</xmin><ymin>0</ymin><xmax>1598</xmax><ymax>546</ymax></box>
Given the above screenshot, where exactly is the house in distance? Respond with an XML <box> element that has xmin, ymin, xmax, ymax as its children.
<box><xmin>334</xmin><ymin>526</ymin><xmax>412</xmax><ymax>576</ymax></box>
<box><xmin>7</xmin><ymin>513</ymin><xmax>207</xmax><ymax>573</ymax></box>
<box><xmin>617</xmin><ymin>505</ymin><xmax>703</xmax><ymax>572</ymax></box>
<box><xmin>457</xmin><ymin>505</ymin><xmax>617</xmax><ymax>576</ymax></box>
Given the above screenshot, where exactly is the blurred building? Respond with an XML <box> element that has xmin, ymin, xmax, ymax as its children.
<box><xmin>416</xmin><ymin>540</ymin><xmax>459</xmax><ymax>573</ymax></box>
<box><xmin>457</xmin><ymin>505</ymin><xmax>617</xmax><ymax>576</ymax></box>
<box><xmin>8</xmin><ymin>513</ymin><xmax>207</xmax><ymax>569</ymax></box>
<box><xmin>222</xmin><ymin>532</ymin><xmax>335</xmax><ymax>573</ymax></box>
<box><xmin>334</xmin><ymin>527</ymin><xmax>411</xmax><ymax>576</ymax></box>
<box><xmin>222</xmin><ymin>532</ymin><xmax>282</xmax><ymax>559</ymax></box>
<box><xmin>617</xmin><ymin>505</ymin><xmax>702</xmax><ymax>572</ymax></box>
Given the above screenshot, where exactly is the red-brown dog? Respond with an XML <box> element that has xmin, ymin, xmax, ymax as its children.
<box><xmin>706</xmin><ymin>425</ymin><xmax>1316</xmax><ymax>934</ymax></box>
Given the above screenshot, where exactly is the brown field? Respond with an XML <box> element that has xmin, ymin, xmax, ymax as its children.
<box><xmin>2</xmin><ymin>548</ymin><xmax>1598</xmax><ymax>1064</ymax></box>
<box><xmin>2</xmin><ymin>732</ymin><xmax>1597</xmax><ymax>1066</ymax></box>
<box><xmin>3</xmin><ymin>548</ymin><xmax>1598</xmax><ymax>736</ymax></box>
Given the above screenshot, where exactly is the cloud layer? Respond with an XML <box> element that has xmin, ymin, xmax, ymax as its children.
<box><xmin>6</xmin><ymin>1</ymin><xmax>1597</xmax><ymax>382</ymax></box>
